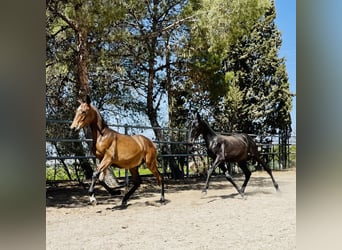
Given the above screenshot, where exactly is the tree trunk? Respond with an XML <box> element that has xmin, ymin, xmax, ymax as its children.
<box><xmin>76</xmin><ymin>28</ymin><xmax>90</xmax><ymax>98</ymax></box>
<box><xmin>75</xmin><ymin>3</ymin><xmax>90</xmax><ymax>99</ymax></box>
<box><xmin>72</xmin><ymin>4</ymin><xmax>120</xmax><ymax>188</ymax></box>
<box><xmin>166</xmin><ymin>37</ymin><xmax>183</xmax><ymax>179</ymax></box>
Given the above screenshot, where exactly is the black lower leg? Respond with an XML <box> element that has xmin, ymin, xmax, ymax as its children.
<box><xmin>89</xmin><ymin>171</ymin><xmax>100</xmax><ymax>195</ymax></box>
<box><xmin>265</xmin><ymin>167</ymin><xmax>279</xmax><ymax>190</ymax></box>
<box><xmin>121</xmin><ymin>168</ymin><xmax>141</xmax><ymax>206</ymax></box>
<box><xmin>203</xmin><ymin>166</ymin><xmax>215</xmax><ymax>193</ymax></box>
<box><xmin>239</xmin><ymin>162</ymin><xmax>251</xmax><ymax>193</ymax></box>
<box><xmin>160</xmin><ymin>178</ymin><xmax>165</xmax><ymax>203</ymax></box>
<box><xmin>224</xmin><ymin>170</ymin><xmax>243</xmax><ymax>197</ymax></box>
<box><xmin>258</xmin><ymin>158</ymin><xmax>279</xmax><ymax>191</ymax></box>
<box><xmin>121</xmin><ymin>183</ymin><xmax>140</xmax><ymax>206</ymax></box>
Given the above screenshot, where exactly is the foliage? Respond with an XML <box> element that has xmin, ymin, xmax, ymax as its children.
<box><xmin>46</xmin><ymin>0</ymin><xmax>294</xmax><ymax>179</ymax></box>
<box><xmin>183</xmin><ymin>0</ymin><xmax>271</xmax><ymax>106</ymax></box>
<box><xmin>214</xmin><ymin>1</ymin><xmax>293</xmax><ymax>136</ymax></box>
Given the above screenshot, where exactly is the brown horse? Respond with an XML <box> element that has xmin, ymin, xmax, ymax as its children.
<box><xmin>70</xmin><ymin>96</ymin><xmax>165</xmax><ymax>207</ymax></box>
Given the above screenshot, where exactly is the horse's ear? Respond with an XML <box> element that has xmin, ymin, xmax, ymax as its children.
<box><xmin>196</xmin><ymin>112</ymin><xmax>201</xmax><ymax>120</ymax></box>
<box><xmin>86</xmin><ymin>95</ymin><xmax>91</xmax><ymax>105</ymax></box>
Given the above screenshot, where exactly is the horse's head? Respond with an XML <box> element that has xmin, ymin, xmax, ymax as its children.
<box><xmin>70</xmin><ymin>95</ymin><xmax>96</xmax><ymax>132</ymax></box>
<box><xmin>188</xmin><ymin>112</ymin><xmax>203</xmax><ymax>144</ymax></box>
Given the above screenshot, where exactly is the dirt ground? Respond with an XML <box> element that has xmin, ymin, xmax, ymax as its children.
<box><xmin>46</xmin><ymin>169</ymin><xmax>296</xmax><ymax>250</ymax></box>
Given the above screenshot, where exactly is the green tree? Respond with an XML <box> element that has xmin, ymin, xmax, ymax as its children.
<box><xmin>46</xmin><ymin>0</ymin><xmax>293</xmax><ymax>178</ymax></box>
<box><xmin>219</xmin><ymin>1</ymin><xmax>293</xmax><ymax>136</ymax></box>
<box><xmin>46</xmin><ymin>0</ymin><xmax>128</xmax><ymax>184</ymax></box>
<box><xmin>182</xmin><ymin>0</ymin><xmax>271</xmax><ymax>108</ymax></box>
<box><xmin>46</xmin><ymin>0</ymin><xmax>189</xmax><ymax>179</ymax></box>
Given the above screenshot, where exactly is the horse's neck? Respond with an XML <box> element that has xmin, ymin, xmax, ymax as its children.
<box><xmin>89</xmin><ymin>108</ymin><xmax>108</xmax><ymax>151</ymax></box>
<box><xmin>201</xmin><ymin>121</ymin><xmax>217</xmax><ymax>144</ymax></box>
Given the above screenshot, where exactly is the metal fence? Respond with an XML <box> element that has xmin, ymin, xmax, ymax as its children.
<box><xmin>46</xmin><ymin>120</ymin><xmax>296</xmax><ymax>181</ymax></box>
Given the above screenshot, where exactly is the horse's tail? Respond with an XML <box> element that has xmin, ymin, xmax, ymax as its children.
<box><xmin>139</xmin><ymin>136</ymin><xmax>163</xmax><ymax>186</ymax></box>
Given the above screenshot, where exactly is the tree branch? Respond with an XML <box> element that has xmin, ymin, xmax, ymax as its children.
<box><xmin>48</xmin><ymin>2</ymin><xmax>79</xmax><ymax>32</ymax></box>
<box><xmin>140</xmin><ymin>15</ymin><xmax>196</xmax><ymax>39</ymax></box>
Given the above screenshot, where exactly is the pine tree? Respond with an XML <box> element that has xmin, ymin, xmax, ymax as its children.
<box><xmin>219</xmin><ymin>1</ymin><xmax>293</xmax><ymax>137</ymax></box>
<box><xmin>181</xmin><ymin>0</ymin><xmax>271</xmax><ymax>118</ymax></box>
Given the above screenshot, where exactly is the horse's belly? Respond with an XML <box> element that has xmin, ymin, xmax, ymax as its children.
<box><xmin>225</xmin><ymin>151</ymin><xmax>248</xmax><ymax>162</ymax></box>
<box><xmin>114</xmin><ymin>150</ymin><xmax>144</xmax><ymax>168</ymax></box>
<box><xmin>114</xmin><ymin>158</ymin><xmax>143</xmax><ymax>169</ymax></box>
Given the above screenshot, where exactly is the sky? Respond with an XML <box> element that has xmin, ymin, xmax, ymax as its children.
<box><xmin>274</xmin><ymin>0</ymin><xmax>296</xmax><ymax>134</ymax></box>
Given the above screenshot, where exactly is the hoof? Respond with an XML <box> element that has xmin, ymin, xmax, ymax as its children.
<box><xmin>201</xmin><ymin>189</ymin><xmax>208</xmax><ymax>198</ymax></box>
<box><xmin>89</xmin><ymin>194</ymin><xmax>97</xmax><ymax>205</ymax></box>
<box><xmin>120</xmin><ymin>201</ymin><xmax>128</xmax><ymax>209</ymax></box>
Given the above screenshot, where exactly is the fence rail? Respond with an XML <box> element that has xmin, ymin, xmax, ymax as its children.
<box><xmin>46</xmin><ymin>120</ymin><xmax>296</xmax><ymax>181</ymax></box>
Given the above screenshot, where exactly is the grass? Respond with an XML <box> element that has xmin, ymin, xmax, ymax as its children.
<box><xmin>46</xmin><ymin>165</ymin><xmax>161</xmax><ymax>181</ymax></box>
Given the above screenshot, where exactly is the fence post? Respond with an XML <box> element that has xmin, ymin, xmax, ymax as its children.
<box><xmin>185</xmin><ymin>129</ymin><xmax>189</xmax><ymax>177</ymax></box>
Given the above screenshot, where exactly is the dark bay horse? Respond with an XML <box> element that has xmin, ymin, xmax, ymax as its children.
<box><xmin>70</xmin><ymin>96</ymin><xmax>165</xmax><ymax>207</ymax></box>
<box><xmin>188</xmin><ymin>113</ymin><xmax>279</xmax><ymax>197</ymax></box>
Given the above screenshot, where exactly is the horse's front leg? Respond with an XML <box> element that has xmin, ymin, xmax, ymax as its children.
<box><xmin>202</xmin><ymin>158</ymin><xmax>221</xmax><ymax>194</ymax></box>
<box><xmin>88</xmin><ymin>170</ymin><xmax>100</xmax><ymax>204</ymax></box>
<box><xmin>88</xmin><ymin>158</ymin><xmax>111</xmax><ymax>204</ymax></box>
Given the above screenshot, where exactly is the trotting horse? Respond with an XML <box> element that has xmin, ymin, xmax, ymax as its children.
<box><xmin>188</xmin><ymin>113</ymin><xmax>279</xmax><ymax>197</ymax></box>
<box><xmin>70</xmin><ymin>96</ymin><xmax>165</xmax><ymax>207</ymax></box>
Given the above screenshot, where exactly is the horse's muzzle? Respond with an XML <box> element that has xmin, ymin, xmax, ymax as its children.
<box><xmin>69</xmin><ymin>126</ymin><xmax>80</xmax><ymax>136</ymax></box>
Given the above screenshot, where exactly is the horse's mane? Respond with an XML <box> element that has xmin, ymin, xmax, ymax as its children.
<box><xmin>91</xmin><ymin>104</ymin><xmax>108</xmax><ymax>130</ymax></box>
<box><xmin>201</xmin><ymin>119</ymin><xmax>217</xmax><ymax>136</ymax></box>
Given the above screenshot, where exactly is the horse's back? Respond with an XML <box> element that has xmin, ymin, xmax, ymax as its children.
<box><xmin>117</xmin><ymin>134</ymin><xmax>156</xmax><ymax>156</ymax></box>
<box><xmin>218</xmin><ymin>133</ymin><xmax>259</xmax><ymax>161</ymax></box>
<box><xmin>135</xmin><ymin>135</ymin><xmax>157</xmax><ymax>155</ymax></box>
<box><xmin>117</xmin><ymin>134</ymin><xmax>142</xmax><ymax>150</ymax></box>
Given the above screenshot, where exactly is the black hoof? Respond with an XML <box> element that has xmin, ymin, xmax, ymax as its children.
<box><xmin>120</xmin><ymin>201</ymin><xmax>128</xmax><ymax>209</ymax></box>
<box><xmin>111</xmin><ymin>203</ymin><xmax>130</xmax><ymax>210</ymax></box>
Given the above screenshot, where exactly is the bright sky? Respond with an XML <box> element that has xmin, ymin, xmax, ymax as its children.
<box><xmin>274</xmin><ymin>0</ymin><xmax>296</xmax><ymax>134</ymax></box>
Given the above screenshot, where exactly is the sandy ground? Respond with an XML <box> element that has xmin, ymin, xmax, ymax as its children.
<box><xmin>46</xmin><ymin>169</ymin><xmax>296</xmax><ymax>250</ymax></box>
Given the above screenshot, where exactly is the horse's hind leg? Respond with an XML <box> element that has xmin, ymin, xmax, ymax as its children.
<box><xmin>256</xmin><ymin>157</ymin><xmax>279</xmax><ymax>191</ymax></box>
<box><xmin>149</xmin><ymin>167</ymin><xmax>165</xmax><ymax>203</ymax></box>
<box><xmin>218</xmin><ymin>163</ymin><xmax>244</xmax><ymax>197</ymax></box>
<box><xmin>238</xmin><ymin>161</ymin><xmax>251</xmax><ymax>193</ymax></box>
<box><xmin>145</xmin><ymin>150</ymin><xmax>165</xmax><ymax>203</ymax></box>
<box><xmin>121</xmin><ymin>167</ymin><xmax>141</xmax><ymax>207</ymax></box>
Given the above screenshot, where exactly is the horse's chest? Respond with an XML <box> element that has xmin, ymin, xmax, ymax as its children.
<box><xmin>95</xmin><ymin>139</ymin><xmax>113</xmax><ymax>158</ymax></box>
<box><xmin>209</xmin><ymin>140</ymin><xmax>222</xmax><ymax>153</ymax></box>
